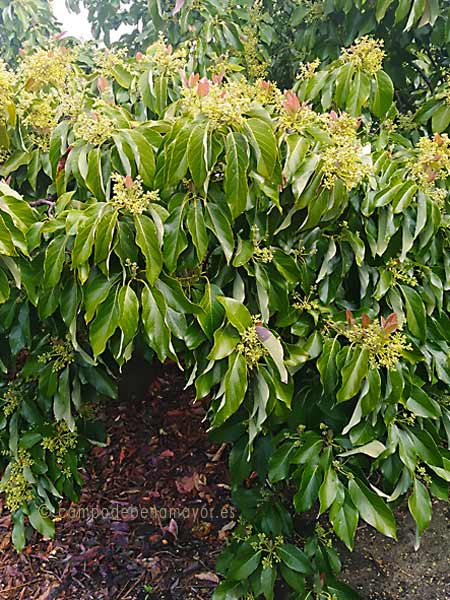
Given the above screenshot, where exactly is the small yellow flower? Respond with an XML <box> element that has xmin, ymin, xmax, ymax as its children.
<box><xmin>181</xmin><ymin>78</ymin><xmax>253</xmax><ymax>127</ymax></box>
<box><xmin>237</xmin><ymin>316</ymin><xmax>268</xmax><ymax>368</ymax></box>
<box><xmin>18</xmin><ymin>46</ymin><xmax>75</xmax><ymax>90</ymax></box>
<box><xmin>341</xmin><ymin>36</ymin><xmax>385</xmax><ymax>76</ymax></box>
<box><xmin>386</xmin><ymin>259</ymin><xmax>418</xmax><ymax>287</ymax></box>
<box><xmin>145</xmin><ymin>34</ymin><xmax>188</xmax><ymax>76</ymax></box>
<box><xmin>111</xmin><ymin>173</ymin><xmax>159</xmax><ymax>214</ymax></box>
<box><xmin>1</xmin><ymin>381</ymin><xmax>22</xmax><ymax>417</ymax></box>
<box><xmin>299</xmin><ymin>0</ymin><xmax>326</xmax><ymax>24</ymax></box>
<box><xmin>38</xmin><ymin>337</ymin><xmax>74</xmax><ymax>373</ymax></box>
<box><xmin>0</xmin><ymin>59</ymin><xmax>14</xmax><ymax>120</ymax></box>
<box><xmin>253</xmin><ymin>245</ymin><xmax>273</xmax><ymax>264</ymax></box>
<box><xmin>297</xmin><ymin>59</ymin><xmax>321</xmax><ymax>82</ymax></box>
<box><xmin>332</xmin><ymin>315</ymin><xmax>412</xmax><ymax>369</ymax></box>
<box><xmin>0</xmin><ymin>449</ymin><xmax>35</xmax><ymax>512</ymax></box>
<box><xmin>42</xmin><ymin>421</ymin><xmax>78</xmax><ymax>468</ymax></box>
<box><xmin>94</xmin><ymin>47</ymin><xmax>132</xmax><ymax>78</ymax></box>
<box><xmin>74</xmin><ymin>108</ymin><xmax>115</xmax><ymax>146</ymax></box>
<box><xmin>409</xmin><ymin>134</ymin><xmax>450</xmax><ymax>204</ymax></box>
<box><xmin>321</xmin><ymin>112</ymin><xmax>371</xmax><ymax>189</ymax></box>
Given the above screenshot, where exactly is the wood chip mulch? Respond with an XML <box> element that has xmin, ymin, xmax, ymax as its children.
<box><xmin>0</xmin><ymin>363</ymin><xmax>233</xmax><ymax>600</ymax></box>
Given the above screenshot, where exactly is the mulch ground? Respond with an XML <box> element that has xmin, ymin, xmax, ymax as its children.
<box><xmin>0</xmin><ymin>363</ymin><xmax>449</xmax><ymax>600</ymax></box>
<box><xmin>0</xmin><ymin>364</ymin><xmax>233</xmax><ymax>600</ymax></box>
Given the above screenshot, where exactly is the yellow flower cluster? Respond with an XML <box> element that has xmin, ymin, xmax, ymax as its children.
<box><xmin>250</xmin><ymin>532</ymin><xmax>284</xmax><ymax>569</ymax></box>
<box><xmin>94</xmin><ymin>48</ymin><xmax>131</xmax><ymax>77</ymax></box>
<box><xmin>341</xmin><ymin>36</ymin><xmax>385</xmax><ymax>76</ymax></box>
<box><xmin>0</xmin><ymin>147</ymin><xmax>10</xmax><ymax>163</ymax></box>
<box><xmin>242</xmin><ymin>26</ymin><xmax>269</xmax><ymax>80</ymax></box>
<box><xmin>315</xmin><ymin>522</ymin><xmax>334</xmax><ymax>548</ymax></box>
<box><xmin>42</xmin><ymin>421</ymin><xmax>78</xmax><ymax>467</ymax></box>
<box><xmin>236</xmin><ymin>316</ymin><xmax>268</xmax><ymax>368</ymax></box>
<box><xmin>253</xmin><ymin>245</ymin><xmax>273</xmax><ymax>263</ymax></box>
<box><xmin>397</xmin><ymin>111</ymin><xmax>419</xmax><ymax>133</ymax></box>
<box><xmin>336</xmin><ymin>320</ymin><xmax>412</xmax><ymax>369</ymax></box>
<box><xmin>299</xmin><ymin>0</ymin><xmax>326</xmax><ymax>23</ymax></box>
<box><xmin>0</xmin><ymin>59</ymin><xmax>14</xmax><ymax>120</ymax></box>
<box><xmin>1</xmin><ymin>381</ymin><xmax>22</xmax><ymax>417</ymax></box>
<box><xmin>296</xmin><ymin>59</ymin><xmax>321</xmax><ymax>82</ymax></box>
<box><xmin>292</xmin><ymin>292</ymin><xmax>321</xmax><ymax>313</ymax></box>
<box><xmin>181</xmin><ymin>80</ymin><xmax>253</xmax><ymax>127</ymax></box>
<box><xmin>1</xmin><ymin>449</ymin><xmax>34</xmax><ymax>512</ymax></box>
<box><xmin>386</xmin><ymin>259</ymin><xmax>418</xmax><ymax>287</ymax></box>
<box><xmin>279</xmin><ymin>96</ymin><xmax>325</xmax><ymax>134</ymax></box>
<box><xmin>17</xmin><ymin>90</ymin><xmax>58</xmax><ymax>150</ymax></box>
<box><xmin>74</xmin><ymin>107</ymin><xmax>115</xmax><ymax>146</ymax></box>
<box><xmin>55</xmin><ymin>80</ymin><xmax>87</xmax><ymax>122</ymax></box>
<box><xmin>322</xmin><ymin>113</ymin><xmax>371</xmax><ymax>189</ymax></box>
<box><xmin>253</xmin><ymin>79</ymin><xmax>284</xmax><ymax>106</ymax></box>
<box><xmin>145</xmin><ymin>35</ymin><xmax>188</xmax><ymax>76</ymax></box>
<box><xmin>409</xmin><ymin>134</ymin><xmax>450</xmax><ymax>204</ymax></box>
<box><xmin>38</xmin><ymin>337</ymin><xmax>74</xmax><ymax>373</ymax></box>
<box><xmin>18</xmin><ymin>46</ymin><xmax>75</xmax><ymax>90</ymax></box>
<box><xmin>111</xmin><ymin>173</ymin><xmax>159</xmax><ymax>214</ymax></box>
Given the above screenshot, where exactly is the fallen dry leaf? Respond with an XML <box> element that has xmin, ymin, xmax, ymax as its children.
<box><xmin>195</xmin><ymin>571</ymin><xmax>220</xmax><ymax>584</ymax></box>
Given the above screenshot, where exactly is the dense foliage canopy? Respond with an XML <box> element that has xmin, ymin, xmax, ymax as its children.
<box><xmin>0</xmin><ymin>1</ymin><xmax>450</xmax><ymax>599</ymax></box>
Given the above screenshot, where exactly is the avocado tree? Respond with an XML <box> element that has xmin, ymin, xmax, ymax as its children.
<box><xmin>0</xmin><ymin>2</ymin><xmax>450</xmax><ymax>599</ymax></box>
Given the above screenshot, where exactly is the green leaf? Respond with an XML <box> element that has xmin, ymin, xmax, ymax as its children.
<box><xmin>228</xmin><ymin>543</ymin><xmax>261</xmax><ymax>580</ymax></box>
<box><xmin>408</xmin><ymin>478</ymin><xmax>432</xmax><ymax>539</ymax></box>
<box><xmin>187</xmin><ymin>123</ymin><xmax>208</xmax><ymax>191</ymax></box>
<box><xmin>0</xmin><ymin>213</ymin><xmax>17</xmax><ymax>256</ymax></box>
<box><xmin>401</xmin><ymin>285</ymin><xmax>427</xmax><ymax>341</ymax></box>
<box><xmin>54</xmin><ymin>367</ymin><xmax>75</xmax><ymax>431</ymax></box>
<box><xmin>432</xmin><ymin>102</ymin><xmax>450</xmax><ymax>133</ymax></box>
<box><xmin>224</xmin><ymin>132</ymin><xmax>249</xmax><ymax>219</ymax></box>
<box><xmin>319</xmin><ymin>467</ymin><xmax>339</xmax><ymax>514</ymax></box>
<box><xmin>294</xmin><ymin>463</ymin><xmax>322</xmax><ymax>512</ymax></box>
<box><xmin>187</xmin><ymin>199</ymin><xmax>208</xmax><ymax>262</ymax></box>
<box><xmin>28</xmin><ymin>505</ymin><xmax>55</xmax><ymax>539</ymax></box>
<box><xmin>348</xmin><ymin>478</ymin><xmax>397</xmax><ymax>539</ymax></box>
<box><xmin>406</xmin><ymin>386</ymin><xmax>441</xmax><ymax>419</ymax></box>
<box><xmin>337</xmin><ymin>347</ymin><xmax>369</xmax><ymax>402</ymax></box>
<box><xmin>43</xmin><ymin>235</ymin><xmax>66</xmax><ymax>288</ymax></box>
<box><xmin>84</xmin><ymin>273</ymin><xmax>120</xmax><ymax>324</ymax></box>
<box><xmin>197</xmin><ymin>281</ymin><xmax>223</xmax><ymax>339</ymax></box>
<box><xmin>212</xmin><ymin>582</ymin><xmax>243</xmax><ymax>599</ymax></box>
<box><xmin>0</xmin><ymin>267</ymin><xmax>10</xmax><ymax>304</ymax></box>
<box><xmin>376</xmin><ymin>0</ymin><xmax>395</xmax><ymax>21</ymax></box>
<box><xmin>329</xmin><ymin>493</ymin><xmax>358</xmax><ymax>550</ymax></box>
<box><xmin>12</xmin><ymin>511</ymin><xmax>26</xmax><ymax>551</ymax></box>
<box><xmin>268</xmin><ymin>443</ymin><xmax>296</xmax><ymax>483</ymax></box>
<box><xmin>162</xmin><ymin>201</ymin><xmax>187</xmax><ymax>273</ymax></box>
<box><xmin>205</xmin><ymin>201</ymin><xmax>234</xmax><ymax>263</ymax></box>
<box><xmin>141</xmin><ymin>284</ymin><xmax>171</xmax><ymax>362</ymax></box>
<box><xmin>246</xmin><ymin>118</ymin><xmax>278</xmax><ymax>178</ymax></box>
<box><xmin>213</xmin><ymin>352</ymin><xmax>248</xmax><ymax>426</ymax></box>
<box><xmin>278</xmin><ymin>544</ymin><xmax>312</xmax><ymax>575</ymax></box>
<box><xmin>208</xmin><ymin>325</ymin><xmax>240</xmax><ymax>360</ymax></box>
<box><xmin>260</xmin><ymin>565</ymin><xmax>276</xmax><ymax>600</ymax></box>
<box><xmin>134</xmin><ymin>214</ymin><xmax>162</xmax><ymax>284</ymax></box>
<box><xmin>256</xmin><ymin>325</ymin><xmax>288</xmax><ymax>383</ymax></box>
<box><xmin>165</xmin><ymin>122</ymin><xmax>190</xmax><ymax>186</ymax></box>
<box><xmin>85</xmin><ymin>147</ymin><xmax>106</xmax><ymax>200</ymax></box>
<box><xmin>118</xmin><ymin>285</ymin><xmax>139</xmax><ymax>347</ymax></box>
<box><xmin>317</xmin><ymin>337</ymin><xmax>340</xmax><ymax>398</ymax></box>
<box><xmin>371</xmin><ymin>70</ymin><xmax>394</xmax><ymax>119</ymax></box>
<box><xmin>94</xmin><ymin>206</ymin><xmax>118</xmax><ymax>266</ymax></box>
<box><xmin>89</xmin><ymin>287</ymin><xmax>120</xmax><ymax>356</ymax></box>
<box><xmin>338</xmin><ymin>440</ymin><xmax>386</xmax><ymax>459</ymax></box>
<box><xmin>217</xmin><ymin>296</ymin><xmax>252</xmax><ymax>333</ymax></box>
